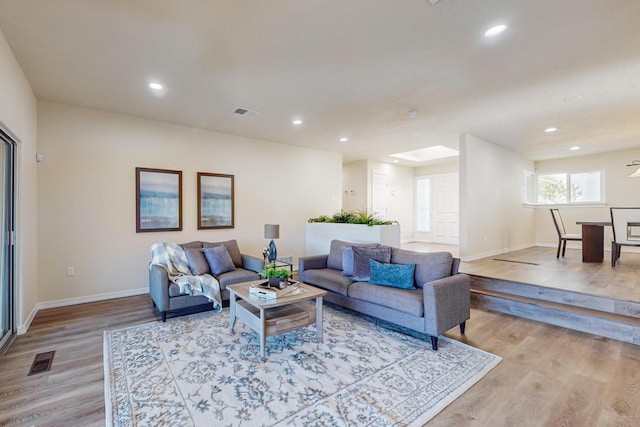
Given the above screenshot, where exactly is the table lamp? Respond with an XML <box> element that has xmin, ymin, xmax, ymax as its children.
<box><xmin>264</xmin><ymin>224</ymin><xmax>279</xmax><ymax>263</ymax></box>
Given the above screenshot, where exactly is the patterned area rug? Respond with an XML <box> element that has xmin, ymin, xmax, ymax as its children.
<box><xmin>104</xmin><ymin>304</ymin><xmax>501</xmax><ymax>426</ymax></box>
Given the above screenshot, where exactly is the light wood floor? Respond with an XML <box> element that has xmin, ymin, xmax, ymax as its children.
<box><xmin>1</xmin><ymin>295</ymin><xmax>639</xmax><ymax>426</ymax></box>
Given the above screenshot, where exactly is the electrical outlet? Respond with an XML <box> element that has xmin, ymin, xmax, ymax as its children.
<box><xmin>66</xmin><ymin>266</ymin><xmax>74</xmax><ymax>277</ymax></box>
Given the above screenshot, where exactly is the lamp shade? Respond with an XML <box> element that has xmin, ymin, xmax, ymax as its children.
<box><xmin>264</xmin><ymin>224</ymin><xmax>280</xmax><ymax>239</ymax></box>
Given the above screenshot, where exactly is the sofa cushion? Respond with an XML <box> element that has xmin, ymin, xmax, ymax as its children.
<box><xmin>300</xmin><ymin>268</ymin><xmax>352</xmax><ymax>296</ymax></box>
<box><xmin>179</xmin><ymin>241</ymin><xmax>204</xmax><ymax>250</ymax></box>
<box><xmin>203</xmin><ymin>240</ymin><xmax>243</xmax><ymax>268</ymax></box>
<box><xmin>327</xmin><ymin>240</ymin><xmax>378</xmax><ymax>271</ymax></box>
<box><xmin>217</xmin><ymin>268</ymin><xmax>260</xmax><ymax>290</ymax></box>
<box><xmin>390</xmin><ymin>249</ymin><xmax>453</xmax><ymax>288</ymax></box>
<box><xmin>341</xmin><ymin>247</ymin><xmax>355</xmax><ymax>276</ymax></box>
<box><xmin>184</xmin><ymin>248</ymin><xmax>211</xmax><ymax>275</ymax></box>
<box><xmin>347</xmin><ymin>281</ymin><xmax>424</xmax><ymax>317</ymax></box>
<box><xmin>352</xmin><ymin>246</ymin><xmax>392</xmax><ymax>282</ymax></box>
<box><xmin>203</xmin><ymin>245</ymin><xmax>237</xmax><ymax>275</ymax></box>
<box><xmin>368</xmin><ymin>259</ymin><xmax>416</xmax><ymax>289</ymax></box>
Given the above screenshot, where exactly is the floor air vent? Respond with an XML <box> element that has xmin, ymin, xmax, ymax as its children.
<box><xmin>28</xmin><ymin>351</ymin><xmax>55</xmax><ymax>376</ymax></box>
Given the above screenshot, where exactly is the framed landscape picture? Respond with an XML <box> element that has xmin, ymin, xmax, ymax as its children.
<box><xmin>198</xmin><ymin>172</ymin><xmax>234</xmax><ymax>229</ymax></box>
<box><xmin>136</xmin><ymin>167</ymin><xmax>182</xmax><ymax>232</ymax></box>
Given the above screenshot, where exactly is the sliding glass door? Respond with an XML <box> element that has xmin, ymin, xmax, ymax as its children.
<box><xmin>0</xmin><ymin>128</ymin><xmax>16</xmax><ymax>355</ymax></box>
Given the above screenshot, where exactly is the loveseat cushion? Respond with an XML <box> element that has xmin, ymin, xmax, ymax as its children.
<box><xmin>217</xmin><ymin>268</ymin><xmax>260</xmax><ymax>290</ymax></box>
<box><xmin>390</xmin><ymin>249</ymin><xmax>453</xmax><ymax>288</ymax></box>
<box><xmin>203</xmin><ymin>240</ymin><xmax>243</xmax><ymax>267</ymax></box>
<box><xmin>184</xmin><ymin>248</ymin><xmax>210</xmax><ymax>275</ymax></box>
<box><xmin>347</xmin><ymin>281</ymin><xmax>424</xmax><ymax>317</ymax></box>
<box><xmin>180</xmin><ymin>241</ymin><xmax>204</xmax><ymax>250</ymax></box>
<box><xmin>300</xmin><ymin>268</ymin><xmax>352</xmax><ymax>296</ymax></box>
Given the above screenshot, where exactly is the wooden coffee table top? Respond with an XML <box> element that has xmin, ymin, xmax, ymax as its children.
<box><xmin>227</xmin><ymin>280</ymin><xmax>327</xmax><ymax>309</ymax></box>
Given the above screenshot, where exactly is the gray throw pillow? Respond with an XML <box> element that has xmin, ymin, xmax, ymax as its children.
<box><xmin>351</xmin><ymin>246</ymin><xmax>391</xmax><ymax>282</ymax></box>
<box><xmin>203</xmin><ymin>240</ymin><xmax>243</xmax><ymax>267</ymax></box>
<box><xmin>184</xmin><ymin>247</ymin><xmax>210</xmax><ymax>275</ymax></box>
<box><xmin>203</xmin><ymin>245</ymin><xmax>237</xmax><ymax>276</ymax></box>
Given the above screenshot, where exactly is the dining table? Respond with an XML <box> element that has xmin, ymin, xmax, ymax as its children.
<box><xmin>576</xmin><ymin>221</ymin><xmax>611</xmax><ymax>263</ymax></box>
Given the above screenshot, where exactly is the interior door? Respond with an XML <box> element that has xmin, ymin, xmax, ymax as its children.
<box><xmin>0</xmin><ymin>129</ymin><xmax>16</xmax><ymax>355</ymax></box>
<box><xmin>431</xmin><ymin>173</ymin><xmax>459</xmax><ymax>245</ymax></box>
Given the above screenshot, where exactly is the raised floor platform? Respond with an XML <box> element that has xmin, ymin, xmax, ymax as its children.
<box><xmin>459</xmin><ymin>246</ymin><xmax>640</xmax><ymax>345</ymax></box>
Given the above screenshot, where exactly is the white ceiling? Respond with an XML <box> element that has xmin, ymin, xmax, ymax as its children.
<box><xmin>1</xmin><ymin>0</ymin><xmax>639</xmax><ymax>166</ymax></box>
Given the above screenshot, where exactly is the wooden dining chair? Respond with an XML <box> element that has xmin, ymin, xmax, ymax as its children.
<box><xmin>550</xmin><ymin>209</ymin><xmax>582</xmax><ymax>258</ymax></box>
<box><xmin>610</xmin><ymin>207</ymin><xmax>640</xmax><ymax>267</ymax></box>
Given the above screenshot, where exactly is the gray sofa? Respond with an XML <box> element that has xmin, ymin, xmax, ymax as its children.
<box><xmin>149</xmin><ymin>240</ymin><xmax>263</xmax><ymax>321</ymax></box>
<box><xmin>298</xmin><ymin>239</ymin><xmax>470</xmax><ymax>350</ymax></box>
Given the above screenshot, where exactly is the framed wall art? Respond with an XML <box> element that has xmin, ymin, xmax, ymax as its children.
<box><xmin>198</xmin><ymin>172</ymin><xmax>234</xmax><ymax>229</ymax></box>
<box><xmin>136</xmin><ymin>167</ymin><xmax>182</xmax><ymax>232</ymax></box>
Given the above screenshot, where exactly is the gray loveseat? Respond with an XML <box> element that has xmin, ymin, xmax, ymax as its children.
<box><xmin>298</xmin><ymin>239</ymin><xmax>470</xmax><ymax>350</ymax></box>
<box><xmin>149</xmin><ymin>239</ymin><xmax>263</xmax><ymax>321</ymax></box>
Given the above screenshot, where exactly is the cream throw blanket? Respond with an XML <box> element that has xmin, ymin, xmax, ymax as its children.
<box><xmin>150</xmin><ymin>242</ymin><xmax>222</xmax><ymax>312</ymax></box>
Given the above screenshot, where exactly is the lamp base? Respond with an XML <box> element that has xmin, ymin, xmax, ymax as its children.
<box><xmin>267</xmin><ymin>239</ymin><xmax>277</xmax><ymax>262</ymax></box>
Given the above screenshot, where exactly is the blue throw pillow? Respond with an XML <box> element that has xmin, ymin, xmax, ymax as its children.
<box><xmin>368</xmin><ymin>259</ymin><xmax>416</xmax><ymax>289</ymax></box>
<box><xmin>341</xmin><ymin>246</ymin><xmax>354</xmax><ymax>276</ymax></box>
<box><xmin>203</xmin><ymin>245</ymin><xmax>236</xmax><ymax>276</ymax></box>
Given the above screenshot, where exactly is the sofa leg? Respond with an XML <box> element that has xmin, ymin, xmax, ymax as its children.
<box><xmin>430</xmin><ymin>336</ymin><xmax>438</xmax><ymax>351</ymax></box>
<box><xmin>162</xmin><ymin>311</ymin><xmax>167</xmax><ymax>322</ymax></box>
<box><xmin>460</xmin><ymin>321</ymin><xmax>466</xmax><ymax>335</ymax></box>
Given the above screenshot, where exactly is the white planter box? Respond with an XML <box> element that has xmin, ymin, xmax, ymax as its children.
<box><xmin>305</xmin><ymin>222</ymin><xmax>401</xmax><ymax>255</ymax></box>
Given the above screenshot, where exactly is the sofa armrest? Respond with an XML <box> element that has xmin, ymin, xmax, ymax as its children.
<box><xmin>297</xmin><ymin>254</ymin><xmax>329</xmax><ymax>282</ymax></box>
<box><xmin>241</xmin><ymin>254</ymin><xmax>265</xmax><ymax>273</ymax></box>
<box><xmin>149</xmin><ymin>264</ymin><xmax>170</xmax><ymax>312</ymax></box>
<box><xmin>422</xmin><ymin>273</ymin><xmax>470</xmax><ymax>337</ymax></box>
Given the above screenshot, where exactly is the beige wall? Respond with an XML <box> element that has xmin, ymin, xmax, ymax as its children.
<box><xmin>0</xmin><ymin>29</ymin><xmax>39</xmax><ymax>332</ymax></box>
<box><xmin>37</xmin><ymin>101</ymin><xmax>342</xmax><ymax>304</ymax></box>
<box><xmin>534</xmin><ymin>148</ymin><xmax>640</xmax><ymax>248</ymax></box>
<box><xmin>460</xmin><ymin>134</ymin><xmax>535</xmax><ymax>260</ymax></box>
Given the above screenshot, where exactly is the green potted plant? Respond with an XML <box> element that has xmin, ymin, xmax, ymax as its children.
<box><xmin>260</xmin><ymin>263</ymin><xmax>293</xmax><ymax>287</ymax></box>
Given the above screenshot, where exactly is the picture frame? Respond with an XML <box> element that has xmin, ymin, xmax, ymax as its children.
<box><xmin>136</xmin><ymin>167</ymin><xmax>182</xmax><ymax>232</ymax></box>
<box><xmin>198</xmin><ymin>172</ymin><xmax>234</xmax><ymax>229</ymax></box>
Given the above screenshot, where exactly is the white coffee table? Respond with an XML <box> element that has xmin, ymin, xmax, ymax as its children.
<box><xmin>227</xmin><ymin>280</ymin><xmax>327</xmax><ymax>360</ymax></box>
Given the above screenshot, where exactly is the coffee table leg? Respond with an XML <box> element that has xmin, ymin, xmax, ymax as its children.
<box><xmin>259</xmin><ymin>308</ymin><xmax>266</xmax><ymax>360</ymax></box>
<box><xmin>229</xmin><ymin>293</ymin><xmax>236</xmax><ymax>333</ymax></box>
<box><xmin>316</xmin><ymin>296</ymin><xmax>323</xmax><ymax>340</ymax></box>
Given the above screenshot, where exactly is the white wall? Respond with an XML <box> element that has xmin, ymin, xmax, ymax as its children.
<box><xmin>414</xmin><ymin>159</ymin><xmax>459</xmax><ymax>176</ymax></box>
<box><xmin>367</xmin><ymin>161</ymin><xmax>414</xmax><ymax>241</ymax></box>
<box><xmin>459</xmin><ymin>134</ymin><xmax>535</xmax><ymax>260</ymax></box>
<box><xmin>342</xmin><ymin>160</ymin><xmax>367</xmax><ymax>212</ymax></box>
<box><xmin>0</xmin><ymin>29</ymin><xmax>39</xmax><ymax>332</ymax></box>
<box><xmin>534</xmin><ymin>148</ymin><xmax>640</xmax><ymax>248</ymax></box>
<box><xmin>37</xmin><ymin>101</ymin><xmax>342</xmax><ymax>303</ymax></box>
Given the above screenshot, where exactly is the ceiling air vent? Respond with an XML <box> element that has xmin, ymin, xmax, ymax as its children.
<box><xmin>232</xmin><ymin>107</ymin><xmax>261</xmax><ymax>117</ymax></box>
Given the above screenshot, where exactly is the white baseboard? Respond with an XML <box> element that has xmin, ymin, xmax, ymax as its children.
<box><xmin>17</xmin><ymin>287</ymin><xmax>148</xmax><ymax>335</ymax></box>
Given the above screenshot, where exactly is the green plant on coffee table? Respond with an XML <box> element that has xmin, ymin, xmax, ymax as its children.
<box><xmin>260</xmin><ymin>263</ymin><xmax>293</xmax><ymax>279</ymax></box>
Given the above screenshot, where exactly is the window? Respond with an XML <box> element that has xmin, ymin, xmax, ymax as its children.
<box><xmin>535</xmin><ymin>171</ymin><xmax>603</xmax><ymax>204</ymax></box>
<box><xmin>416</xmin><ymin>178</ymin><xmax>430</xmax><ymax>231</ymax></box>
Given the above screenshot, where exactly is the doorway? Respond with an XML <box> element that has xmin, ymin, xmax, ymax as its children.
<box><xmin>0</xmin><ymin>127</ymin><xmax>16</xmax><ymax>355</ymax></box>
<box><xmin>415</xmin><ymin>173</ymin><xmax>459</xmax><ymax>245</ymax></box>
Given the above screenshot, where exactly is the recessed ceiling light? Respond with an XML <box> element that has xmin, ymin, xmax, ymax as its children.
<box><xmin>292</xmin><ymin>119</ymin><xmax>303</xmax><ymax>125</ymax></box>
<box><xmin>544</xmin><ymin>127</ymin><xmax>558</xmax><ymax>133</ymax></box>
<box><xmin>484</xmin><ymin>24</ymin><xmax>507</xmax><ymax>38</ymax></box>
<box><xmin>340</xmin><ymin>137</ymin><xmax>349</xmax><ymax>142</ymax></box>
<box><xmin>149</xmin><ymin>82</ymin><xmax>163</xmax><ymax>90</ymax></box>
<box><xmin>570</xmin><ymin>146</ymin><xmax>581</xmax><ymax>151</ymax></box>
<box><xmin>392</xmin><ymin>159</ymin><xmax>399</xmax><ymax>163</ymax></box>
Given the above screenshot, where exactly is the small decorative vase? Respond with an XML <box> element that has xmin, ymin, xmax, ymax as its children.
<box><xmin>279</xmin><ymin>279</ymin><xmax>288</xmax><ymax>289</ymax></box>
